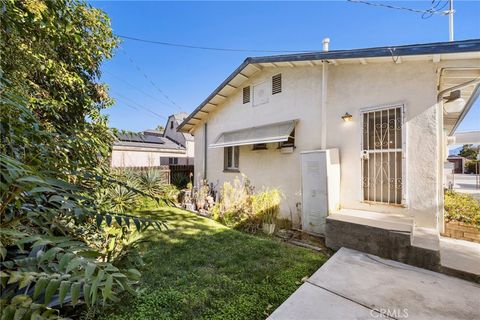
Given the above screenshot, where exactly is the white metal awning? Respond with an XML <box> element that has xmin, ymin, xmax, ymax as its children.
<box><xmin>209</xmin><ymin>120</ymin><xmax>296</xmax><ymax>148</ymax></box>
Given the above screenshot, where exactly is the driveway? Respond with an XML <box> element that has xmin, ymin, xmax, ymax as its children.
<box><xmin>268</xmin><ymin>247</ymin><xmax>480</xmax><ymax>320</ymax></box>
<box><xmin>453</xmin><ymin>173</ymin><xmax>480</xmax><ymax>200</ymax></box>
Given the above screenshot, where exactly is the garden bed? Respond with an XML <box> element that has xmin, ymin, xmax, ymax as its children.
<box><xmin>443</xmin><ymin>190</ymin><xmax>480</xmax><ymax>243</ymax></box>
<box><xmin>443</xmin><ymin>221</ymin><xmax>480</xmax><ymax>243</ymax></box>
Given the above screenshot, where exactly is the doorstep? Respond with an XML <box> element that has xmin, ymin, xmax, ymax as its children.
<box><xmin>325</xmin><ymin>209</ymin><xmax>440</xmax><ymax>272</ymax></box>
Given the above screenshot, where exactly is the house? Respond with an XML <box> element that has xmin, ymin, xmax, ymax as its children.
<box><xmin>178</xmin><ymin>39</ymin><xmax>480</xmax><ymax>276</ymax></box>
<box><xmin>447</xmin><ymin>156</ymin><xmax>466</xmax><ymax>174</ymax></box>
<box><xmin>162</xmin><ymin>112</ymin><xmax>195</xmax><ymax>165</ymax></box>
<box><xmin>111</xmin><ymin>113</ymin><xmax>194</xmax><ymax>167</ymax></box>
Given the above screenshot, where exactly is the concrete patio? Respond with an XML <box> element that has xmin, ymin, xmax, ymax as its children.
<box><xmin>268</xmin><ymin>248</ymin><xmax>480</xmax><ymax>320</ymax></box>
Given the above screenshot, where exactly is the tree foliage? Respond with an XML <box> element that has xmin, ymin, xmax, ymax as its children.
<box><xmin>0</xmin><ymin>1</ymin><xmax>168</xmax><ymax>318</ymax></box>
<box><xmin>458</xmin><ymin>144</ymin><xmax>479</xmax><ymax>161</ymax></box>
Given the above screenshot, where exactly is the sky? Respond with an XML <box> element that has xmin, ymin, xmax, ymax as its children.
<box><xmin>92</xmin><ymin>1</ymin><xmax>480</xmax><ymax>133</ymax></box>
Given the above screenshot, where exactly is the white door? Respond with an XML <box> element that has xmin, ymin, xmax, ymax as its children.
<box><xmin>362</xmin><ymin>105</ymin><xmax>404</xmax><ymax>205</ymax></box>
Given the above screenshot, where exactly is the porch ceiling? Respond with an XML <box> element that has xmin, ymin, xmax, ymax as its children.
<box><xmin>439</xmin><ymin>68</ymin><xmax>480</xmax><ymax>134</ymax></box>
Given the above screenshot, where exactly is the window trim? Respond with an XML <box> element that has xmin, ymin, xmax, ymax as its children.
<box><xmin>278</xmin><ymin>128</ymin><xmax>295</xmax><ymax>148</ymax></box>
<box><xmin>224</xmin><ymin>146</ymin><xmax>240</xmax><ymax>171</ymax></box>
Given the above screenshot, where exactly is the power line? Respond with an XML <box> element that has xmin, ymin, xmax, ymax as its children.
<box><xmin>118</xmin><ymin>47</ymin><xmax>183</xmax><ymax>111</ymax></box>
<box><xmin>111</xmin><ymin>89</ymin><xmax>168</xmax><ymax>120</ymax></box>
<box><xmin>104</xmin><ymin>70</ymin><xmax>175</xmax><ymax>109</ymax></box>
<box><xmin>116</xmin><ymin>34</ymin><xmax>318</xmax><ymax>53</ymax></box>
<box><xmin>347</xmin><ymin>0</ymin><xmax>450</xmax><ymax>17</ymax></box>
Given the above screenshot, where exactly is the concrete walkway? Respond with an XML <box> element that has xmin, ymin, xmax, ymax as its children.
<box><xmin>268</xmin><ymin>248</ymin><xmax>480</xmax><ymax>320</ymax></box>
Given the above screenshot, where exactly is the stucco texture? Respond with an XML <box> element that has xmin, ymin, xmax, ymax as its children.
<box><xmin>191</xmin><ymin>59</ymin><xmax>476</xmax><ymax>230</ymax></box>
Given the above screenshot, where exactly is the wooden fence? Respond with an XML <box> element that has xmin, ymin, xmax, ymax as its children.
<box><xmin>113</xmin><ymin>166</ymin><xmax>171</xmax><ymax>184</ymax></box>
<box><xmin>169</xmin><ymin>165</ymin><xmax>194</xmax><ymax>187</ymax></box>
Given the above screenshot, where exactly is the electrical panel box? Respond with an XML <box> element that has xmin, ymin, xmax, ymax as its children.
<box><xmin>300</xmin><ymin>149</ymin><xmax>340</xmax><ymax>235</ymax></box>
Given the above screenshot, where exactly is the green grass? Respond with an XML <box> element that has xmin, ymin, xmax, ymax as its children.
<box><xmin>100</xmin><ymin>208</ymin><xmax>328</xmax><ymax>320</ymax></box>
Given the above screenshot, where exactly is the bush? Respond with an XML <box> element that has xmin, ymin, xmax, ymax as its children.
<box><xmin>444</xmin><ymin>190</ymin><xmax>480</xmax><ymax>228</ymax></box>
<box><xmin>212</xmin><ymin>176</ymin><xmax>283</xmax><ymax>233</ymax></box>
<box><xmin>465</xmin><ymin>160</ymin><xmax>479</xmax><ymax>174</ymax></box>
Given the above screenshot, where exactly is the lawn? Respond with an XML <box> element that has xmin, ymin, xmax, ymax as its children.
<box><xmin>100</xmin><ymin>208</ymin><xmax>328</xmax><ymax>320</ymax></box>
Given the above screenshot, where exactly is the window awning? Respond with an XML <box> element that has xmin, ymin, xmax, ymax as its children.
<box><xmin>209</xmin><ymin>120</ymin><xmax>296</xmax><ymax>148</ymax></box>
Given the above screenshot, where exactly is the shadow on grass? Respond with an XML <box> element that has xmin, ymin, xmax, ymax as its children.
<box><xmin>102</xmin><ymin>208</ymin><xmax>328</xmax><ymax>320</ymax></box>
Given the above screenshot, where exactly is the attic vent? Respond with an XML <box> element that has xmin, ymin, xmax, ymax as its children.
<box><xmin>272</xmin><ymin>74</ymin><xmax>282</xmax><ymax>95</ymax></box>
<box><xmin>243</xmin><ymin>86</ymin><xmax>250</xmax><ymax>104</ymax></box>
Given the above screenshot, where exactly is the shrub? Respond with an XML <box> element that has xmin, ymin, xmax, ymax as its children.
<box><xmin>465</xmin><ymin>160</ymin><xmax>479</xmax><ymax>174</ymax></box>
<box><xmin>444</xmin><ymin>190</ymin><xmax>480</xmax><ymax>228</ymax></box>
<box><xmin>212</xmin><ymin>176</ymin><xmax>283</xmax><ymax>233</ymax></box>
<box><xmin>252</xmin><ymin>189</ymin><xmax>283</xmax><ymax>224</ymax></box>
<box><xmin>211</xmin><ymin>176</ymin><xmax>253</xmax><ymax>227</ymax></box>
<box><xmin>170</xmin><ymin>172</ymin><xmax>190</xmax><ymax>189</ymax></box>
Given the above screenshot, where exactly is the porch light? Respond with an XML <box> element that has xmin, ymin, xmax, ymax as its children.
<box><xmin>341</xmin><ymin>112</ymin><xmax>353</xmax><ymax>122</ymax></box>
<box><xmin>443</xmin><ymin>90</ymin><xmax>466</xmax><ymax>113</ymax></box>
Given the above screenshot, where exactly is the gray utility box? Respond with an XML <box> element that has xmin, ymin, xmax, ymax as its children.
<box><xmin>300</xmin><ymin>149</ymin><xmax>340</xmax><ymax>235</ymax></box>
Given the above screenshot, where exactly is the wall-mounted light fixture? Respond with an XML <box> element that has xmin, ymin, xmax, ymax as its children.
<box><xmin>341</xmin><ymin>112</ymin><xmax>353</xmax><ymax>122</ymax></box>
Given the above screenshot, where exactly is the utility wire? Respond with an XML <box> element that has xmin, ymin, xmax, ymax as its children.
<box><xmin>111</xmin><ymin>89</ymin><xmax>168</xmax><ymax>120</ymax></box>
<box><xmin>118</xmin><ymin>47</ymin><xmax>183</xmax><ymax>111</ymax></box>
<box><xmin>347</xmin><ymin>0</ymin><xmax>451</xmax><ymax>17</ymax></box>
<box><xmin>104</xmin><ymin>70</ymin><xmax>175</xmax><ymax>109</ymax></box>
<box><xmin>116</xmin><ymin>34</ymin><xmax>318</xmax><ymax>53</ymax></box>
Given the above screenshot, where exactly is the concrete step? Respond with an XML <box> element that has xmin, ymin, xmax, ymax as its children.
<box><xmin>440</xmin><ymin>236</ymin><xmax>480</xmax><ymax>282</ymax></box>
<box><xmin>328</xmin><ymin>208</ymin><xmax>413</xmax><ymax>232</ymax></box>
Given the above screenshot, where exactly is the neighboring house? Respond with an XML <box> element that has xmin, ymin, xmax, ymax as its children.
<box><xmin>162</xmin><ymin>113</ymin><xmax>195</xmax><ymax>165</ymax></box>
<box><xmin>178</xmin><ymin>39</ymin><xmax>480</xmax><ymax>273</ymax></box>
<box><xmin>111</xmin><ymin>113</ymin><xmax>194</xmax><ymax>167</ymax></box>
<box><xmin>447</xmin><ymin>156</ymin><xmax>465</xmax><ymax>174</ymax></box>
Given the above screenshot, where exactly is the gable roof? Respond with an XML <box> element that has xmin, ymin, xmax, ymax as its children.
<box><xmin>167</xmin><ymin>112</ymin><xmax>194</xmax><ymax>141</ymax></box>
<box><xmin>178</xmin><ymin>39</ymin><xmax>480</xmax><ymax>133</ymax></box>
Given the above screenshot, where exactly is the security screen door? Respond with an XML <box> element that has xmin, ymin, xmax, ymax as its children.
<box><xmin>362</xmin><ymin>105</ymin><xmax>404</xmax><ymax>205</ymax></box>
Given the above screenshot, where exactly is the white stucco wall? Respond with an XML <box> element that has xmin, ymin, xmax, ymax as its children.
<box><xmin>164</xmin><ymin>116</ymin><xmax>187</xmax><ymax>146</ymax></box>
<box><xmin>111</xmin><ymin>147</ymin><xmax>188</xmax><ymax>167</ymax></box>
<box><xmin>191</xmin><ymin>58</ymin><xmax>477</xmax><ymax>230</ymax></box>
<box><xmin>326</xmin><ymin>61</ymin><xmax>439</xmax><ymax>228</ymax></box>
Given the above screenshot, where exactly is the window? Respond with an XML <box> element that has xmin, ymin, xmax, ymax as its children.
<box><xmin>272</xmin><ymin>74</ymin><xmax>282</xmax><ymax>94</ymax></box>
<box><xmin>168</xmin><ymin>157</ymin><xmax>178</xmax><ymax>165</ymax></box>
<box><xmin>279</xmin><ymin>128</ymin><xmax>295</xmax><ymax>148</ymax></box>
<box><xmin>170</xmin><ymin>121</ymin><xmax>174</xmax><ymax>129</ymax></box>
<box><xmin>224</xmin><ymin>146</ymin><xmax>239</xmax><ymax>171</ymax></box>
<box><xmin>252</xmin><ymin>143</ymin><xmax>267</xmax><ymax>150</ymax></box>
<box><xmin>243</xmin><ymin>86</ymin><xmax>250</xmax><ymax>104</ymax></box>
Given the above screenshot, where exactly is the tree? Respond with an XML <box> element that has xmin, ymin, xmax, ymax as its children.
<box><xmin>1</xmin><ymin>0</ymin><xmax>118</xmax><ymax>174</ymax></box>
<box><xmin>155</xmin><ymin>125</ymin><xmax>165</xmax><ymax>133</ymax></box>
<box><xmin>458</xmin><ymin>144</ymin><xmax>478</xmax><ymax>160</ymax></box>
<box><xmin>1</xmin><ymin>1</ymin><xmax>166</xmax><ymax>318</ymax></box>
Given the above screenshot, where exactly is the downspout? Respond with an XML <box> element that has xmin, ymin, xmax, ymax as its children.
<box><xmin>320</xmin><ymin>38</ymin><xmax>330</xmax><ymax>150</ymax></box>
<box><xmin>435</xmin><ymin>74</ymin><xmax>480</xmax><ymax>233</ymax></box>
<box><xmin>203</xmin><ymin>122</ymin><xmax>207</xmax><ymax>180</ymax></box>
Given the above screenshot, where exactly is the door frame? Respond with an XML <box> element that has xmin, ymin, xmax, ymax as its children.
<box><xmin>358</xmin><ymin>102</ymin><xmax>408</xmax><ymax>206</ymax></box>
